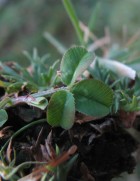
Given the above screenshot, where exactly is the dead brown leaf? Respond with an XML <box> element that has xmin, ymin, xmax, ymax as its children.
<box><xmin>0</xmin><ymin>126</ymin><xmax>12</xmax><ymax>139</ymax></box>
<box><xmin>6</xmin><ymin>139</ymin><xmax>13</xmax><ymax>163</ymax></box>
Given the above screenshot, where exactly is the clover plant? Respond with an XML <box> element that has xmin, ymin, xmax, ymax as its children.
<box><xmin>0</xmin><ymin>46</ymin><xmax>114</xmax><ymax>129</ymax></box>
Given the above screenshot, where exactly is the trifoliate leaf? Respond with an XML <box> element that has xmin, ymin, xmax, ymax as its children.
<box><xmin>47</xmin><ymin>90</ymin><xmax>75</xmax><ymax>129</ymax></box>
<box><xmin>71</xmin><ymin>79</ymin><xmax>114</xmax><ymax>117</ymax></box>
<box><xmin>0</xmin><ymin>109</ymin><xmax>8</xmax><ymax>127</ymax></box>
<box><xmin>60</xmin><ymin>46</ymin><xmax>95</xmax><ymax>86</ymax></box>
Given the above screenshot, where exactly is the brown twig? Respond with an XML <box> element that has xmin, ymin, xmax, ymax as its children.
<box><xmin>88</xmin><ymin>36</ymin><xmax>110</xmax><ymax>52</ymax></box>
<box><xmin>80</xmin><ymin>22</ymin><xmax>109</xmax><ymax>54</ymax></box>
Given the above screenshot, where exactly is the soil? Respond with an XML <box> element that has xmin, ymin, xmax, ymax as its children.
<box><xmin>0</xmin><ymin>102</ymin><xmax>139</xmax><ymax>181</ymax></box>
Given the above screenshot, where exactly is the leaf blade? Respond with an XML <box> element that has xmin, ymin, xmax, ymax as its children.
<box><xmin>62</xmin><ymin>0</ymin><xmax>84</xmax><ymax>45</ymax></box>
<box><xmin>28</xmin><ymin>97</ymin><xmax>48</xmax><ymax>110</ymax></box>
<box><xmin>0</xmin><ymin>109</ymin><xmax>8</xmax><ymax>127</ymax></box>
<box><xmin>61</xmin><ymin>46</ymin><xmax>95</xmax><ymax>85</ymax></box>
<box><xmin>47</xmin><ymin>90</ymin><xmax>75</xmax><ymax>129</ymax></box>
<box><xmin>71</xmin><ymin>79</ymin><xmax>114</xmax><ymax>117</ymax></box>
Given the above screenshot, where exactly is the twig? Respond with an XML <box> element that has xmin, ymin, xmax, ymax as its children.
<box><xmin>79</xmin><ymin>21</ymin><xmax>97</xmax><ymax>41</ymax></box>
<box><xmin>10</xmin><ymin>87</ymin><xmax>67</xmax><ymax>106</ymax></box>
<box><xmin>88</xmin><ymin>36</ymin><xmax>110</xmax><ymax>52</ymax></box>
<box><xmin>80</xmin><ymin>22</ymin><xmax>109</xmax><ymax>54</ymax></box>
<box><xmin>31</xmin><ymin>87</ymin><xmax>67</xmax><ymax>98</ymax></box>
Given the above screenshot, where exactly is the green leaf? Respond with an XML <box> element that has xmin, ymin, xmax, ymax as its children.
<box><xmin>71</xmin><ymin>79</ymin><xmax>114</xmax><ymax>117</ymax></box>
<box><xmin>28</xmin><ymin>97</ymin><xmax>48</xmax><ymax>110</ymax></box>
<box><xmin>88</xmin><ymin>2</ymin><xmax>101</xmax><ymax>32</ymax></box>
<box><xmin>6</xmin><ymin>82</ymin><xmax>23</xmax><ymax>94</ymax></box>
<box><xmin>0</xmin><ymin>97</ymin><xmax>12</xmax><ymax>109</ymax></box>
<box><xmin>0</xmin><ymin>109</ymin><xmax>8</xmax><ymax>127</ymax></box>
<box><xmin>121</xmin><ymin>95</ymin><xmax>140</xmax><ymax>112</ymax></box>
<box><xmin>134</xmin><ymin>75</ymin><xmax>140</xmax><ymax>96</ymax></box>
<box><xmin>0</xmin><ymin>80</ymin><xmax>6</xmax><ymax>88</ymax></box>
<box><xmin>62</xmin><ymin>0</ymin><xmax>84</xmax><ymax>45</ymax></box>
<box><xmin>0</xmin><ymin>63</ymin><xmax>22</xmax><ymax>81</ymax></box>
<box><xmin>44</xmin><ymin>32</ymin><xmax>66</xmax><ymax>54</ymax></box>
<box><xmin>61</xmin><ymin>46</ymin><xmax>95</xmax><ymax>86</ymax></box>
<box><xmin>14</xmin><ymin>63</ymin><xmax>35</xmax><ymax>82</ymax></box>
<box><xmin>55</xmin><ymin>154</ymin><xmax>78</xmax><ymax>181</ymax></box>
<box><xmin>6</xmin><ymin>82</ymin><xmax>38</xmax><ymax>94</ymax></box>
<box><xmin>47</xmin><ymin>90</ymin><xmax>75</xmax><ymax>129</ymax></box>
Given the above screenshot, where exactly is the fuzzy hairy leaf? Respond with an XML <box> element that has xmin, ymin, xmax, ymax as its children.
<box><xmin>71</xmin><ymin>79</ymin><xmax>114</xmax><ymax>117</ymax></box>
<box><xmin>47</xmin><ymin>90</ymin><xmax>75</xmax><ymax>129</ymax></box>
<box><xmin>0</xmin><ymin>109</ymin><xmax>8</xmax><ymax>127</ymax></box>
<box><xmin>60</xmin><ymin>46</ymin><xmax>95</xmax><ymax>86</ymax></box>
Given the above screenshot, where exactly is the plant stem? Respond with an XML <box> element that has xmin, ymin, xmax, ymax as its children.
<box><xmin>31</xmin><ymin>86</ymin><xmax>67</xmax><ymax>98</ymax></box>
<box><xmin>9</xmin><ymin>87</ymin><xmax>67</xmax><ymax>106</ymax></box>
<box><xmin>62</xmin><ymin>0</ymin><xmax>84</xmax><ymax>45</ymax></box>
<box><xmin>44</xmin><ymin>32</ymin><xmax>66</xmax><ymax>54</ymax></box>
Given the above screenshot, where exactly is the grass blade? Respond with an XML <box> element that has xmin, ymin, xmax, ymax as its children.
<box><xmin>44</xmin><ymin>32</ymin><xmax>66</xmax><ymax>54</ymax></box>
<box><xmin>62</xmin><ymin>0</ymin><xmax>84</xmax><ymax>45</ymax></box>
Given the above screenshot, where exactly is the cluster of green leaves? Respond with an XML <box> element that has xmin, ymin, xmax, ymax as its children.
<box><xmin>1</xmin><ymin>0</ymin><xmax>140</xmax><ymax>131</ymax></box>
<box><xmin>0</xmin><ymin>46</ymin><xmax>114</xmax><ymax>129</ymax></box>
<box><xmin>0</xmin><ymin>48</ymin><xmax>59</xmax><ymax>93</ymax></box>
<box><xmin>56</xmin><ymin>0</ymin><xmax>140</xmax><ymax>115</ymax></box>
<box><xmin>0</xmin><ymin>141</ymin><xmax>77</xmax><ymax>181</ymax></box>
<box><xmin>40</xmin><ymin>146</ymin><xmax>78</xmax><ymax>181</ymax></box>
<box><xmin>89</xmin><ymin>61</ymin><xmax>140</xmax><ymax>113</ymax></box>
<box><xmin>47</xmin><ymin>46</ymin><xmax>113</xmax><ymax>129</ymax></box>
<box><xmin>1</xmin><ymin>0</ymin><xmax>140</xmax><ymax>180</ymax></box>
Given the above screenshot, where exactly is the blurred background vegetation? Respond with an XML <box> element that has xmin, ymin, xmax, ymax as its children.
<box><xmin>0</xmin><ymin>0</ymin><xmax>140</xmax><ymax>65</ymax></box>
<box><xmin>0</xmin><ymin>0</ymin><xmax>140</xmax><ymax>180</ymax></box>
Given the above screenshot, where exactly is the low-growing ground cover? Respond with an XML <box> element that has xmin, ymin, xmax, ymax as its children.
<box><xmin>0</xmin><ymin>0</ymin><xmax>140</xmax><ymax>180</ymax></box>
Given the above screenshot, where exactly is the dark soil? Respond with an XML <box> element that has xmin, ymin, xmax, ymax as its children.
<box><xmin>1</xmin><ymin>102</ymin><xmax>139</xmax><ymax>181</ymax></box>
